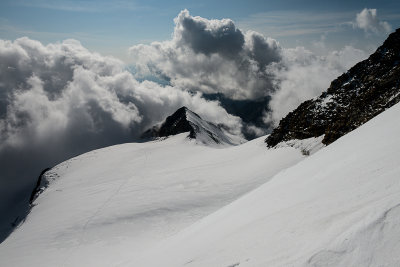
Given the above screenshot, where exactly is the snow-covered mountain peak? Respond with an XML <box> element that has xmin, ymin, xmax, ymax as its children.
<box><xmin>143</xmin><ymin>106</ymin><xmax>244</xmax><ymax>146</ymax></box>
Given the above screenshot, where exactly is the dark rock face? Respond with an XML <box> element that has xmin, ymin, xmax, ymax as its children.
<box><xmin>158</xmin><ymin>107</ymin><xmax>197</xmax><ymax>138</ymax></box>
<box><xmin>141</xmin><ymin>107</ymin><xmax>196</xmax><ymax>139</ymax></box>
<box><xmin>29</xmin><ymin>168</ymin><xmax>51</xmax><ymax>205</ymax></box>
<box><xmin>266</xmin><ymin>28</ymin><xmax>400</xmax><ymax>147</ymax></box>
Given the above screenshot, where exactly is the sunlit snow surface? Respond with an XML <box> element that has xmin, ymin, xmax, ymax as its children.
<box><xmin>132</xmin><ymin>103</ymin><xmax>400</xmax><ymax>267</ymax></box>
<box><xmin>0</xmin><ymin>133</ymin><xmax>305</xmax><ymax>266</ymax></box>
<box><xmin>2</xmin><ymin>103</ymin><xmax>400</xmax><ymax>266</ymax></box>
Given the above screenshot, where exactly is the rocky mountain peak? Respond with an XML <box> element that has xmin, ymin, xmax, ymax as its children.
<box><xmin>158</xmin><ymin>106</ymin><xmax>196</xmax><ymax>138</ymax></box>
<box><xmin>142</xmin><ymin>106</ymin><xmax>242</xmax><ymax>145</ymax></box>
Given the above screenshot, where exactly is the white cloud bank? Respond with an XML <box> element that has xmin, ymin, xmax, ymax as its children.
<box><xmin>130</xmin><ymin>9</ymin><xmax>281</xmax><ymax>100</ymax></box>
<box><xmin>353</xmin><ymin>8</ymin><xmax>392</xmax><ymax>34</ymax></box>
<box><xmin>0</xmin><ymin>37</ymin><xmax>241</xmax><ymax>149</ymax></box>
<box><xmin>130</xmin><ymin>9</ymin><xmax>369</xmax><ymax>126</ymax></box>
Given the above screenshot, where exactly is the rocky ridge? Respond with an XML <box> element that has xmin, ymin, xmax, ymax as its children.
<box><xmin>266</xmin><ymin>28</ymin><xmax>400</xmax><ymax>147</ymax></box>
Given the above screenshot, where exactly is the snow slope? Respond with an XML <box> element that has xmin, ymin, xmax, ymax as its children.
<box><xmin>2</xmin><ymin>102</ymin><xmax>399</xmax><ymax>267</ymax></box>
<box><xmin>0</xmin><ymin>133</ymin><xmax>305</xmax><ymax>266</ymax></box>
<box><xmin>132</xmin><ymin>103</ymin><xmax>400</xmax><ymax>267</ymax></box>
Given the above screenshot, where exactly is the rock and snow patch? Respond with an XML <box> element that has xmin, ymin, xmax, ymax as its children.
<box><xmin>184</xmin><ymin>107</ymin><xmax>245</xmax><ymax>146</ymax></box>
<box><xmin>142</xmin><ymin>106</ymin><xmax>245</xmax><ymax>146</ymax></box>
<box><xmin>266</xmin><ymin>28</ymin><xmax>400</xmax><ymax>147</ymax></box>
<box><xmin>274</xmin><ymin>135</ymin><xmax>325</xmax><ymax>155</ymax></box>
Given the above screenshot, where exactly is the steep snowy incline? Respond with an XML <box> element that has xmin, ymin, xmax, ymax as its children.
<box><xmin>133</xmin><ymin>102</ymin><xmax>400</xmax><ymax>267</ymax></box>
<box><xmin>0</xmin><ymin>134</ymin><xmax>305</xmax><ymax>266</ymax></box>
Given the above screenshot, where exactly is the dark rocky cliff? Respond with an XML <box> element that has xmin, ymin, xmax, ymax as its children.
<box><xmin>266</xmin><ymin>28</ymin><xmax>400</xmax><ymax>147</ymax></box>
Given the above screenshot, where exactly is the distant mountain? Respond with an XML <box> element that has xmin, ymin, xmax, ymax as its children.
<box><xmin>266</xmin><ymin>28</ymin><xmax>400</xmax><ymax>147</ymax></box>
<box><xmin>142</xmin><ymin>106</ymin><xmax>243</xmax><ymax>145</ymax></box>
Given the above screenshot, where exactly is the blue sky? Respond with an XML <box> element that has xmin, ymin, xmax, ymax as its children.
<box><xmin>1</xmin><ymin>0</ymin><xmax>399</xmax><ymax>60</ymax></box>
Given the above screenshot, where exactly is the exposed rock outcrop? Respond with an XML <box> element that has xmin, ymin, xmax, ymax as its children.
<box><xmin>29</xmin><ymin>168</ymin><xmax>52</xmax><ymax>205</ymax></box>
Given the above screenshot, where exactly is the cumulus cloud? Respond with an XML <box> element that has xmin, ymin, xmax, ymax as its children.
<box><xmin>353</xmin><ymin>8</ymin><xmax>391</xmax><ymax>34</ymax></box>
<box><xmin>130</xmin><ymin>10</ymin><xmax>370</xmax><ymax>127</ymax></box>
<box><xmin>130</xmin><ymin>9</ymin><xmax>281</xmax><ymax>100</ymax></box>
<box><xmin>0</xmin><ymin>37</ymin><xmax>242</xmax><ymax>237</ymax></box>
<box><xmin>264</xmin><ymin>46</ymin><xmax>368</xmax><ymax>125</ymax></box>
